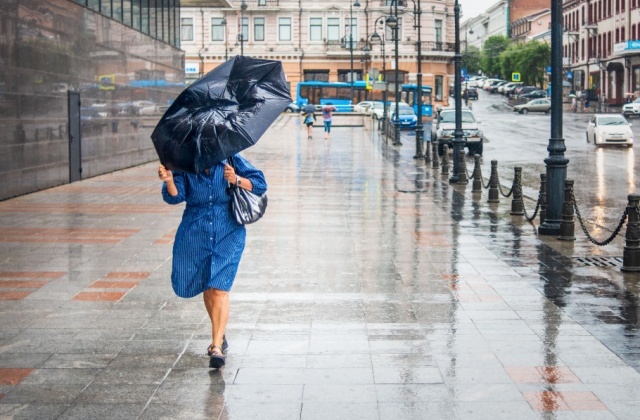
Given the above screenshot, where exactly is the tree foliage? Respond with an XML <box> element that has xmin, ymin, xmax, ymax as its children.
<box><xmin>515</xmin><ymin>41</ymin><xmax>550</xmax><ymax>88</ymax></box>
<box><xmin>480</xmin><ymin>35</ymin><xmax>510</xmax><ymax>77</ymax></box>
<box><xmin>463</xmin><ymin>45</ymin><xmax>482</xmax><ymax>75</ymax></box>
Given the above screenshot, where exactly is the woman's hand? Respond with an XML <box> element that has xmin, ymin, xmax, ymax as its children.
<box><xmin>158</xmin><ymin>165</ymin><xmax>173</xmax><ymax>183</ymax></box>
<box><xmin>223</xmin><ymin>164</ymin><xmax>237</xmax><ymax>184</ymax></box>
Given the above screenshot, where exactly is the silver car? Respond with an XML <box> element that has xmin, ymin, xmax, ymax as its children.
<box><xmin>513</xmin><ymin>98</ymin><xmax>551</xmax><ymax>114</ymax></box>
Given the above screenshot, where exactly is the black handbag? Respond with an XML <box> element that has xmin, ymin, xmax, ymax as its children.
<box><xmin>227</xmin><ymin>157</ymin><xmax>267</xmax><ymax>225</ymax></box>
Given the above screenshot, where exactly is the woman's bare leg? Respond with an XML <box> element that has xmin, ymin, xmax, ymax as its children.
<box><xmin>204</xmin><ymin>288</ymin><xmax>229</xmax><ymax>349</ymax></box>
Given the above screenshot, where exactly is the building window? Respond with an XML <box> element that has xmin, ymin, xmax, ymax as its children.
<box><xmin>327</xmin><ymin>17</ymin><xmax>340</xmax><ymax>41</ymax></box>
<box><xmin>304</xmin><ymin>70</ymin><xmax>329</xmax><ymax>82</ymax></box>
<box><xmin>211</xmin><ymin>17</ymin><xmax>225</xmax><ymax>41</ymax></box>
<box><xmin>240</xmin><ymin>17</ymin><xmax>249</xmax><ymax>41</ymax></box>
<box><xmin>279</xmin><ymin>17</ymin><xmax>292</xmax><ymax>41</ymax></box>
<box><xmin>435</xmin><ymin>75</ymin><xmax>443</xmax><ymax>101</ymax></box>
<box><xmin>310</xmin><ymin>17</ymin><xmax>322</xmax><ymax>41</ymax></box>
<box><xmin>434</xmin><ymin>19</ymin><xmax>442</xmax><ymax>48</ymax></box>
<box><xmin>386</xmin><ymin>17</ymin><xmax>402</xmax><ymax>41</ymax></box>
<box><xmin>181</xmin><ymin>17</ymin><xmax>193</xmax><ymax>41</ymax></box>
<box><xmin>259</xmin><ymin>0</ymin><xmax>266</xmax><ymax>5</ymax></box>
<box><xmin>346</xmin><ymin>17</ymin><xmax>357</xmax><ymax>48</ymax></box>
<box><xmin>254</xmin><ymin>18</ymin><xmax>265</xmax><ymax>41</ymax></box>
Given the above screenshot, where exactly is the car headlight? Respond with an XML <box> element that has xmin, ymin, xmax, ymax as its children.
<box><xmin>441</xmin><ymin>130</ymin><xmax>453</xmax><ymax>137</ymax></box>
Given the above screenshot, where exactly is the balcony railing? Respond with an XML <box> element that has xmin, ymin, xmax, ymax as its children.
<box><xmin>234</xmin><ymin>0</ymin><xmax>279</xmax><ymax>7</ymax></box>
<box><xmin>378</xmin><ymin>0</ymin><xmax>407</xmax><ymax>8</ymax></box>
<box><xmin>325</xmin><ymin>40</ymin><xmax>369</xmax><ymax>51</ymax></box>
<box><xmin>416</xmin><ymin>41</ymin><xmax>456</xmax><ymax>52</ymax></box>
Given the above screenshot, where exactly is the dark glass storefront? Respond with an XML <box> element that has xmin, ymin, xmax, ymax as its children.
<box><xmin>0</xmin><ymin>0</ymin><xmax>184</xmax><ymax>200</ymax></box>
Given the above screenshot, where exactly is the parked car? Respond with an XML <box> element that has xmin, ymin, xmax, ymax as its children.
<box><xmin>513</xmin><ymin>98</ymin><xmax>551</xmax><ymax>114</ymax></box>
<box><xmin>353</xmin><ymin>101</ymin><xmax>375</xmax><ymax>114</ymax></box>
<box><xmin>521</xmin><ymin>89</ymin><xmax>548</xmax><ymax>100</ymax></box>
<box><xmin>586</xmin><ymin>114</ymin><xmax>633</xmax><ymax>146</ymax></box>
<box><xmin>514</xmin><ymin>86</ymin><xmax>537</xmax><ymax>96</ymax></box>
<box><xmin>285</xmin><ymin>102</ymin><xmax>300</xmax><ymax>113</ymax></box>
<box><xmin>432</xmin><ymin>108</ymin><xmax>483</xmax><ymax>155</ymax></box>
<box><xmin>388</xmin><ymin>103</ymin><xmax>418</xmax><ymax>129</ymax></box>
<box><xmin>500</xmin><ymin>82</ymin><xmax>522</xmax><ymax>95</ymax></box>
<box><xmin>490</xmin><ymin>81</ymin><xmax>509</xmax><ymax>93</ymax></box>
<box><xmin>483</xmin><ymin>79</ymin><xmax>504</xmax><ymax>91</ymax></box>
<box><xmin>622</xmin><ymin>98</ymin><xmax>640</xmax><ymax>117</ymax></box>
<box><xmin>370</xmin><ymin>102</ymin><xmax>385</xmax><ymax>120</ymax></box>
<box><xmin>466</xmin><ymin>87</ymin><xmax>479</xmax><ymax>100</ymax></box>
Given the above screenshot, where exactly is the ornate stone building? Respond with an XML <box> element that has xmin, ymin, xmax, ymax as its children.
<box><xmin>181</xmin><ymin>0</ymin><xmax>456</xmax><ymax>105</ymax></box>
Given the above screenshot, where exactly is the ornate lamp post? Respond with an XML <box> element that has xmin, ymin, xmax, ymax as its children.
<box><xmin>348</xmin><ymin>1</ymin><xmax>361</xmax><ymax>100</ymax></box>
<box><xmin>371</xmin><ymin>19</ymin><xmax>387</xmax><ymax>132</ymax></box>
<box><xmin>449</xmin><ymin>0</ymin><xmax>464</xmax><ymax>183</ymax></box>
<box><xmin>386</xmin><ymin>8</ymin><xmax>401</xmax><ymax>145</ymax></box>
<box><xmin>538</xmin><ymin>0</ymin><xmax>568</xmax><ymax>235</ymax></box>
<box><xmin>240</xmin><ymin>0</ymin><xmax>247</xmax><ymax>56</ymax></box>
<box><xmin>407</xmin><ymin>0</ymin><xmax>423</xmax><ymax>158</ymax></box>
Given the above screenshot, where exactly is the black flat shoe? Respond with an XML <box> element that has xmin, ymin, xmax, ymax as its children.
<box><xmin>209</xmin><ymin>346</ymin><xmax>226</xmax><ymax>369</ymax></box>
<box><xmin>207</xmin><ymin>335</ymin><xmax>228</xmax><ymax>356</ymax></box>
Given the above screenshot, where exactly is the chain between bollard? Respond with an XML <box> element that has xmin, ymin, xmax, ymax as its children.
<box><xmin>571</xmin><ymin>189</ymin><xmax>630</xmax><ymax>246</ymax></box>
<box><xmin>498</xmin><ymin>180</ymin><xmax>514</xmax><ymax>198</ymax></box>
<box><xmin>523</xmin><ymin>182</ymin><xmax>543</xmax><ymax>222</ymax></box>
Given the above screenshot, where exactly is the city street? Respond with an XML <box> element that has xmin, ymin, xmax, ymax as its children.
<box><xmin>0</xmin><ymin>114</ymin><xmax>639</xmax><ymax>419</ymax></box>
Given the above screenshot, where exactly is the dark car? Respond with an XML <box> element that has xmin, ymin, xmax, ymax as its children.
<box><xmin>467</xmin><ymin>87</ymin><xmax>479</xmax><ymax>100</ymax></box>
<box><xmin>286</xmin><ymin>102</ymin><xmax>300</xmax><ymax>113</ymax></box>
<box><xmin>514</xmin><ymin>86</ymin><xmax>537</xmax><ymax>96</ymax></box>
<box><xmin>521</xmin><ymin>89</ymin><xmax>548</xmax><ymax>100</ymax></box>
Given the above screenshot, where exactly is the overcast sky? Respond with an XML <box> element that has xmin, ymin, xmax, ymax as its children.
<box><xmin>460</xmin><ymin>0</ymin><xmax>498</xmax><ymax>22</ymax></box>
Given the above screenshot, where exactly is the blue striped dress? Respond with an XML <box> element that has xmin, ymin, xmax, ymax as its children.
<box><xmin>162</xmin><ymin>154</ymin><xmax>267</xmax><ymax>298</ymax></box>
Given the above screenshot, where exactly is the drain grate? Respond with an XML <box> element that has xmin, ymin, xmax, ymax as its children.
<box><xmin>573</xmin><ymin>256</ymin><xmax>623</xmax><ymax>268</ymax></box>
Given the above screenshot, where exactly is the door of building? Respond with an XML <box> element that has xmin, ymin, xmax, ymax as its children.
<box><xmin>68</xmin><ymin>91</ymin><xmax>82</xmax><ymax>182</ymax></box>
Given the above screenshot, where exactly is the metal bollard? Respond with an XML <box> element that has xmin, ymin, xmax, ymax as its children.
<box><xmin>510</xmin><ymin>167</ymin><xmax>524</xmax><ymax>215</ymax></box>
<box><xmin>440</xmin><ymin>146</ymin><xmax>450</xmax><ymax>175</ymax></box>
<box><xmin>457</xmin><ymin>150</ymin><xmax>468</xmax><ymax>185</ymax></box>
<box><xmin>487</xmin><ymin>160</ymin><xmax>500</xmax><ymax>203</ymax></box>
<box><xmin>472</xmin><ymin>155</ymin><xmax>482</xmax><ymax>194</ymax></box>
<box><xmin>424</xmin><ymin>139</ymin><xmax>431</xmax><ymax>163</ymax></box>
<box><xmin>622</xmin><ymin>194</ymin><xmax>640</xmax><ymax>272</ymax></box>
<box><xmin>539</xmin><ymin>173</ymin><xmax>547</xmax><ymax>225</ymax></box>
<box><xmin>558</xmin><ymin>179</ymin><xmax>576</xmax><ymax>241</ymax></box>
<box><xmin>432</xmin><ymin>140</ymin><xmax>440</xmax><ymax>169</ymax></box>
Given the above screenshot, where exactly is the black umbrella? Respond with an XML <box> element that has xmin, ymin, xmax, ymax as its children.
<box><xmin>152</xmin><ymin>56</ymin><xmax>292</xmax><ymax>174</ymax></box>
<box><xmin>302</xmin><ymin>104</ymin><xmax>316</xmax><ymax>114</ymax></box>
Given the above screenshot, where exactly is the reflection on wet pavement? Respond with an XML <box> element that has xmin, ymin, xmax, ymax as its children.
<box><xmin>0</xmin><ymin>114</ymin><xmax>639</xmax><ymax>418</ymax></box>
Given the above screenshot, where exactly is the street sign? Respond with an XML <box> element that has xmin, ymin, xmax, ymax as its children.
<box><xmin>546</xmin><ymin>66</ymin><xmax>552</xmax><ymax>74</ymax></box>
<box><xmin>372</xmin><ymin>82</ymin><xmax>387</xmax><ymax>91</ymax></box>
<box><xmin>511</xmin><ymin>72</ymin><xmax>521</xmax><ymax>82</ymax></box>
<box><xmin>387</xmin><ymin>83</ymin><xmax>400</xmax><ymax>93</ymax></box>
<box><xmin>370</xmin><ymin>68</ymin><xmax>380</xmax><ymax>80</ymax></box>
<box><xmin>566</xmin><ymin>71</ymin><xmax>573</xmax><ymax>80</ymax></box>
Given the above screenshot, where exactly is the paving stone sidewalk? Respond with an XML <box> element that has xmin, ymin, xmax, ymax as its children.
<box><xmin>0</xmin><ymin>114</ymin><xmax>639</xmax><ymax>419</ymax></box>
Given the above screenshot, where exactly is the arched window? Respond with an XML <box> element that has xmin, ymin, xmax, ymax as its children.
<box><xmin>434</xmin><ymin>75</ymin><xmax>443</xmax><ymax>101</ymax></box>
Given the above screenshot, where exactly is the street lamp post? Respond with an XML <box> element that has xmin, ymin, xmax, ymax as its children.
<box><xmin>408</xmin><ymin>0</ymin><xmax>424</xmax><ymax>159</ymax></box>
<box><xmin>386</xmin><ymin>3</ymin><xmax>401</xmax><ymax>146</ymax></box>
<box><xmin>371</xmin><ymin>20</ymin><xmax>387</xmax><ymax>132</ymax></box>
<box><xmin>538</xmin><ymin>0</ymin><xmax>568</xmax><ymax>235</ymax></box>
<box><xmin>349</xmin><ymin>2</ymin><xmax>361</xmax><ymax>101</ymax></box>
<box><xmin>221</xmin><ymin>17</ymin><xmax>228</xmax><ymax>60</ymax></box>
<box><xmin>449</xmin><ymin>0</ymin><xmax>464</xmax><ymax>183</ymax></box>
<box><xmin>240</xmin><ymin>0</ymin><xmax>247</xmax><ymax>56</ymax></box>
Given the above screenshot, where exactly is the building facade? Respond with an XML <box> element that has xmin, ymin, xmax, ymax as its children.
<box><xmin>461</xmin><ymin>1</ymin><xmax>508</xmax><ymax>51</ymax></box>
<box><xmin>0</xmin><ymin>0</ymin><xmax>184</xmax><ymax>200</ymax></box>
<box><xmin>181</xmin><ymin>0</ymin><xmax>456</xmax><ymax>105</ymax></box>
<box><xmin>563</xmin><ymin>0</ymin><xmax>640</xmax><ymax>105</ymax></box>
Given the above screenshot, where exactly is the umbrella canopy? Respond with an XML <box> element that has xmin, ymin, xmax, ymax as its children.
<box><xmin>302</xmin><ymin>104</ymin><xmax>316</xmax><ymax>114</ymax></box>
<box><xmin>152</xmin><ymin>56</ymin><xmax>292</xmax><ymax>173</ymax></box>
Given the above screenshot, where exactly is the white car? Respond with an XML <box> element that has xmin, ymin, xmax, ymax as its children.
<box><xmin>622</xmin><ymin>98</ymin><xmax>640</xmax><ymax>117</ymax></box>
<box><xmin>370</xmin><ymin>102</ymin><xmax>385</xmax><ymax>120</ymax></box>
<box><xmin>586</xmin><ymin>114</ymin><xmax>633</xmax><ymax>146</ymax></box>
<box><xmin>353</xmin><ymin>101</ymin><xmax>375</xmax><ymax>114</ymax></box>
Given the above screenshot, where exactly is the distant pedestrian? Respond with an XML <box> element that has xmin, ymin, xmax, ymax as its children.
<box><xmin>303</xmin><ymin>110</ymin><xmax>316</xmax><ymax>140</ymax></box>
<box><xmin>158</xmin><ymin>157</ymin><xmax>267</xmax><ymax>369</ymax></box>
<box><xmin>322</xmin><ymin>103</ymin><xmax>336</xmax><ymax>139</ymax></box>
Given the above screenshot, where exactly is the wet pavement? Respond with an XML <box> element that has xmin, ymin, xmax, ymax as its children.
<box><xmin>0</xmin><ymin>113</ymin><xmax>640</xmax><ymax>419</ymax></box>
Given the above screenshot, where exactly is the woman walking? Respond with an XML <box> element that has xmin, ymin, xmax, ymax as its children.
<box><xmin>158</xmin><ymin>156</ymin><xmax>266</xmax><ymax>368</ymax></box>
<box><xmin>303</xmin><ymin>109</ymin><xmax>316</xmax><ymax>139</ymax></box>
<box><xmin>322</xmin><ymin>103</ymin><xmax>336</xmax><ymax>139</ymax></box>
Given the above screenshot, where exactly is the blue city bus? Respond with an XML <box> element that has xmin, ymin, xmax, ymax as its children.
<box><xmin>295</xmin><ymin>81</ymin><xmax>368</xmax><ymax>112</ymax></box>
<box><xmin>296</xmin><ymin>80</ymin><xmax>433</xmax><ymax>117</ymax></box>
<box><xmin>401</xmin><ymin>84</ymin><xmax>433</xmax><ymax>117</ymax></box>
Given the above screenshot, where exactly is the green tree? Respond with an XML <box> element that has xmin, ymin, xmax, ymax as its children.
<box><xmin>499</xmin><ymin>45</ymin><xmax>520</xmax><ymax>81</ymax></box>
<box><xmin>463</xmin><ymin>45</ymin><xmax>482</xmax><ymax>75</ymax></box>
<box><xmin>481</xmin><ymin>35</ymin><xmax>510</xmax><ymax>77</ymax></box>
<box><xmin>516</xmin><ymin>41</ymin><xmax>550</xmax><ymax>88</ymax></box>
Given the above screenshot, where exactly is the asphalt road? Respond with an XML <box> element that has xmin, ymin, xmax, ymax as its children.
<box><xmin>467</xmin><ymin>91</ymin><xmax>639</xmax><ymax>236</ymax></box>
